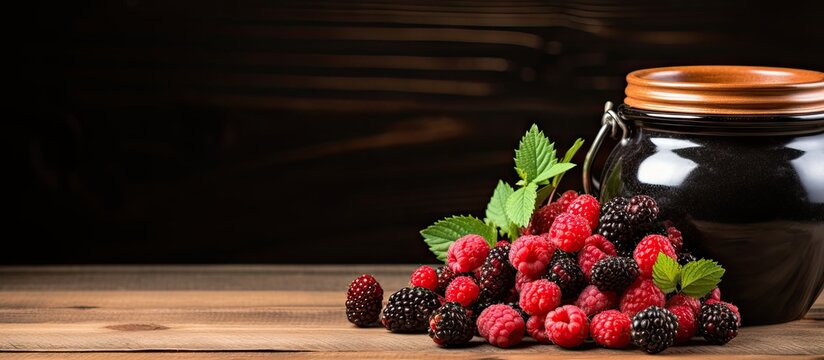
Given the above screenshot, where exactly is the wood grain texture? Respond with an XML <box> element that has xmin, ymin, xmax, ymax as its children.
<box><xmin>0</xmin><ymin>265</ymin><xmax>821</xmax><ymax>358</ymax></box>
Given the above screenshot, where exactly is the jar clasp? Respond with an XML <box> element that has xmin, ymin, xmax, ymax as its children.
<box><xmin>583</xmin><ymin>101</ymin><xmax>628</xmax><ymax>195</ymax></box>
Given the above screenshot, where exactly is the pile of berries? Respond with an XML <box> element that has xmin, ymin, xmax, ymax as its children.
<box><xmin>345</xmin><ymin>192</ymin><xmax>740</xmax><ymax>354</ymax></box>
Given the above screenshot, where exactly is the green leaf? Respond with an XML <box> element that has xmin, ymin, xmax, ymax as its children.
<box><xmin>485</xmin><ymin>181</ymin><xmax>518</xmax><ymax>239</ymax></box>
<box><xmin>505</xmin><ymin>182</ymin><xmax>538</xmax><ymax>227</ymax></box>
<box><xmin>553</xmin><ymin>138</ymin><xmax>585</xmax><ymax>187</ymax></box>
<box><xmin>534</xmin><ymin>162</ymin><xmax>576</xmax><ymax>184</ymax></box>
<box><xmin>514</xmin><ymin>124</ymin><xmax>556</xmax><ymax>183</ymax></box>
<box><xmin>652</xmin><ymin>252</ymin><xmax>682</xmax><ymax>294</ymax></box>
<box><xmin>420</xmin><ymin>216</ymin><xmax>496</xmax><ymax>262</ymax></box>
<box><xmin>680</xmin><ymin>259</ymin><xmax>726</xmax><ymax>298</ymax></box>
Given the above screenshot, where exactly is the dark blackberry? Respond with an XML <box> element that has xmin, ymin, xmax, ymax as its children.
<box><xmin>428</xmin><ymin>302</ymin><xmax>475</xmax><ymax>346</ymax></box>
<box><xmin>631</xmin><ymin>306</ymin><xmax>678</xmax><ymax>354</ymax></box>
<box><xmin>345</xmin><ymin>274</ymin><xmax>383</xmax><ymax>327</ymax></box>
<box><xmin>698</xmin><ymin>303</ymin><xmax>739</xmax><ymax>344</ymax></box>
<box><xmin>435</xmin><ymin>266</ymin><xmax>457</xmax><ymax>296</ymax></box>
<box><xmin>678</xmin><ymin>252</ymin><xmax>697</xmax><ymax>265</ymax></box>
<box><xmin>597</xmin><ymin>197</ymin><xmax>634</xmax><ymax>252</ymax></box>
<box><xmin>381</xmin><ymin>287</ymin><xmax>441</xmax><ymax>333</ymax></box>
<box><xmin>478</xmin><ymin>245</ymin><xmax>516</xmax><ymax>302</ymax></box>
<box><xmin>625</xmin><ymin>195</ymin><xmax>660</xmax><ymax>227</ymax></box>
<box><xmin>551</xmin><ymin>248</ymin><xmax>575</xmax><ymax>263</ymax></box>
<box><xmin>506</xmin><ymin>302</ymin><xmax>529</xmax><ymax>323</ymax></box>
<box><xmin>590</xmin><ymin>256</ymin><xmax>639</xmax><ymax>292</ymax></box>
<box><xmin>542</xmin><ymin>257</ymin><xmax>585</xmax><ymax>300</ymax></box>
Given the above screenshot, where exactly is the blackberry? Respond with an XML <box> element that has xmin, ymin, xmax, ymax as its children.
<box><xmin>698</xmin><ymin>303</ymin><xmax>739</xmax><ymax>344</ymax></box>
<box><xmin>597</xmin><ymin>197</ymin><xmax>634</xmax><ymax>253</ymax></box>
<box><xmin>678</xmin><ymin>252</ymin><xmax>697</xmax><ymax>265</ymax></box>
<box><xmin>345</xmin><ymin>274</ymin><xmax>383</xmax><ymax>327</ymax></box>
<box><xmin>435</xmin><ymin>266</ymin><xmax>457</xmax><ymax>296</ymax></box>
<box><xmin>631</xmin><ymin>306</ymin><xmax>678</xmax><ymax>354</ymax></box>
<box><xmin>428</xmin><ymin>302</ymin><xmax>475</xmax><ymax>346</ymax></box>
<box><xmin>542</xmin><ymin>257</ymin><xmax>585</xmax><ymax>300</ymax></box>
<box><xmin>551</xmin><ymin>248</ymin><xmax>575</xmax><ymax>263</ymax></box>
<box><xmin>625</xmin><ymin>195</ymin><xmax>660</xmax><ymax>227</ymax></box>
<box><xmin>478</xmin><ymin>245</ymin><xmax>516</xmax><ymax>302</ymax></box>
<box><xmin>381</xmin><ymin>287</ymin><xmax>441</xmax><ymax>333</ymax></box>
<box><xmin>590</xmin><ymin>256</ymin><xmax>639</xmax><ymax>292</ymax></box>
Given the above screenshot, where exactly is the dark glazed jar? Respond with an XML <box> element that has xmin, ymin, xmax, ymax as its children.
<box><xmin>586</xmin><ymin>66</ymin><xmax>824</xmax><ymax>325</ymax></box>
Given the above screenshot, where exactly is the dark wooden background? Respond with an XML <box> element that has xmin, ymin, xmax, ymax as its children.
<box><xmin>9</xmin><ymin>0</ymin><xmax>824</xmax><ymax>264</ymax></box>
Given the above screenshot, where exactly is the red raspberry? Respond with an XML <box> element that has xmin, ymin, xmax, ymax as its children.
<box><xmin>476</xmin><ymin>304</ymin><xmax>525</xmax><ymax>348</ymax></box>
<box><xmin>447</xmin><ymin>234</ymin><xmax>490</xmax><ymax>273</ymax></box>
<box><xmin>515</xmin><ymin>271</ymin><xmax>537</xmax><ymax>292</ymax></box>
<box><xmin>549</xmin><ymin>213</ymin><xmax>592</xmax><ymax>253</ymax></box>
<box><xmin>668</xmin><ymin>305</ymin><xmax>697</xmax><ymax>345</ymax></box>
<box><xmin>545</xmin><ymin>305</ymin><xmax>589</xmax><ymax>348</ymax></box>
<box><xmin>574</xmin><ymin>285</ymin><xmax>617</xmax><ymax>317</ymax></box>
<box><xmin>525</xmin><ymin>202</ymin><xmax>564</xmax><ymax>235</ymax></box>
<box><xmin>633</xmin><ymin>234</ymin><xmax>676</xmax><ymax>278</ymax></box>
<box><xmin>705</xmin><ymin>287</ymin><xmax>721</xmax><ymax>302</ymax></box>
<box><xmin>410</xmin><ymin>266</ymin><xmax>438</xmax><ymax>291</ymax></box>
<box><xmin>706</xmin><ymin>299</ymin><xmax>741</xmax><ymax>326</ymax></box>
<box><xmin>495</xmin><ymin>240</ymin><xmax>510</xmax><ymax>247</ymax></box>
<box><xmin>619</xmin><ymin>279</ymin><xmax>665</xmax><ymax>317</ymax></box>
<box><xmin>509</xmin><ymin>235</ymin><xmax>555</xmax><ymax>277</ymax></box>
<box><xmin>566</xmin><ymin>194</ymin><xmax>600</xmax><ymax>230</ymax></box>
<box><xmin>445</xmin><ymin>276</ymin><xmax>479</xmax><ymax>307</ymax></box>
<box><xmin>519</xmin><ymin>279</ymin><xmax>561</xmax><ymax>316</ymax></box>
<box><xmin>590</xmin><ymin>309</ymin><xmax>632</xmax><ymax>348</ymax></box>
<box><xmin>557</xmin><ymin>190</ymin><xmax>579</xmax><ymax>211</ymax></box>
<box><xmin>667</xmin><ymin>293</ymin><xmax>701</xmax><ymax>315</ymax></box>
<box><xmin>577</xmin><ymin>234</ymin><xmax>616</xmax><ymax>281</ymax></box>
<box><xmin>526</xmin><ymin>314</ymin><xmax>551</xmax><ymax>344</ymax></box>
<box><xmin>666</xmin><ymin>226</ymin><xmax>684</xmax><ymax>254</ymax></box>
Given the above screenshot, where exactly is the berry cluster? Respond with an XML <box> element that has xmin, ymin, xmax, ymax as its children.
<box><xmin>345</xmin><ymin>192</ymin><xmax>740</xmax><ymax>354</ymax></box>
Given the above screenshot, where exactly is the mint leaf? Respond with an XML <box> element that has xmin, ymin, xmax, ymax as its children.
<box><xmin>505</xmin><ymin>182</ymin><xmax>538</xmax><ymax>227</ymax></box>
<box><xmin>485</xmin><ymin>181</ymin><xmax>518</xmax><ymax>239</ymax></box>
<box><xmin>680</xmin><ymin>259</ymin><xmax>725</xmax><ymax>298</ymax></box>
<box><xmin>652</xmin><ymin>252</ymin><xmax>682</xmax><ymax>294</ymax></box>
<box><xmin>534</xmin><ymin>162</ymin><xmax>576</xmax><ymax>184</ymax></box>
<box><xmin>514</xmin><ymin>124</ymin><xmax>556</xmax><ymax>183</ymax></box>
<box><xmin>552</xmin><ymin>138</ymin><xmax>585</xmax><ymax>187</ymax></box>
<box><xmin>420</xmin><ymin>216</ymin><xmax>496</xmax><ymax>262</ymax></box>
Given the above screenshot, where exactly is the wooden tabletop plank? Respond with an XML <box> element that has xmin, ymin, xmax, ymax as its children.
<box><xmin>1</xmin><ymin>353</ymin><xmax>820</xmax><ymax>360</ymax></box>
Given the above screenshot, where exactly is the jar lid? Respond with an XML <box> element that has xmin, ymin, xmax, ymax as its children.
<box><xmin>625</xmin><ymin>66</ymin><xmax>824</xmax><ymax>115</ymax></box>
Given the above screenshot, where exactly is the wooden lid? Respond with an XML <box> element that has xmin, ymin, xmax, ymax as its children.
<box><xmin>625</xmin><ymin>66</ymin><xmax>824</xmax><ymax>114</ymax></box>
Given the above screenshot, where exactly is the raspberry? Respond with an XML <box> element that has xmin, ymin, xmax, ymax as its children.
<box><xmin>543</xmin><ymin>257</ymin><xmax>585</xmax><ymax>301</ymax></box>
<box><xmin>525</xmin><ymin>202</ymin><xmax>564</xmax><ymax>235</ymax></box>
<box><xmin>557</xmin><ymin>190</ymin><xmax>579</xmax><ymax>211</ymax></box>
<box><xmin>445</xmin><ymin>276</ymin><xmax>480</xmax><ymax>307</ymax></box>
<box><xmin>577</xmin><ymin>234</ymin><xmax>617</xmax><ymax>281</ymax></box>
<box><xmin>509</xmin><ymin>235</ymin><xmax>555</xmax><ymax>277</ymax></box>
<box><xmin>410</xmin><ymin>266</ymin><xmax>438</xmax><ymax>291</ymax></box>
<box><xmin>633</xmin><ymin>234</ymin><xmax>677</xmax><ymax>278</ymax></box>
<box><xmin>478</xmin><ymin>245</ymin><xmax>516</xmax><ymax>302</ymax></box>
<box><xmin>597</xmin><ymin>197</ymin><xmax>634</xmax><ymax>254</ymax></box>
<box><xmin>526</xmin><ymin>314</ymin><xmax>551</xmax><ymax>343</ymax></box>
<box><xmin>698</xmin><ymin>302</ymin><xmax>739</xmax><ymax>345</ymax></box>
<box><xmin>515</xmin><ymin>271</ymin><xmax>536</xmax><ymax>292</ymax></box>
<box><xmin>667</xmin><ymin>305</ymin><xmax>697</xmax><ymax>345</ymax></box>
<box><xmin>566</xmin><ymin>194</ymin><xmax>600</xmax><ymax>230</ymax></box>
<box><xmin>545</xmin><ymin>305</ymin><xmax>589</xmax><ymax>348</ymax></box>
<box><xmin>345</xmin><ymin>274</ymin><xmax>384</xmax><ymax>327</ymax></box>
<box><xmin>666</xmin><ymin>226</ymin><xmax>684</xmax><ymax>254</ymax></box>
<box><xmin>549</xmin><ymin>213</ymin><xmax>591</xmax><ymax>252</ymax></box>
<box><xmin>625</xmin><ymin>195</ymin><xmax>660</xmax><ymax>227</ymax></box>
<box><xmin>574</xmin><ymin>285</ymin><xmax>617</xmax><ymax>317</ymax></box>
<box><xmin>476</xmin><ymin>304</ymin><xmax>525</xmax><ymax>348</ymax></box>
<box><xmin>518</xmin><ymin>279</ymin><xmax>561</xmax><ymax>316</ymax></box>
<box><xmin>620</xmin><ymin>279</ymin><xmax>666</xmax><ymax>317</ymax></box>
<box><xmin>590</xmin><ymin>309</ymin><xmax>632</xmax><ymax>348</ymax></box>
<box><xmin>667</xmin><ymin>293</ymin><xmax>701</xmax><ymax>316</ymax></box>
<box><xmin>434</xmin><ymin>266</ymin><xmax>458</xmax><ymax>296</ymax></box>
<box><xmin>428</xmin><ymin>302</ymin><xmax>474</xmax><ymax>346</ymax></box>
<box><xmin>447</xmin><ymin>235</ymin><xmax>490</xmax><ymax>273</ymax></box>
<box><xmin>590</xmin><ymin>256</ymin><xmax>639</xmax><ymax>292</ymax></box>
<box><xmin>381</xmin><ymin>287</ymin><xmax>441</xmax><ymax>332</ymax></box>
<box><xmin>705</xmin><ymin>299</ymin><xmax>741</xmax><ymax>326</ymax></box>
<box><xmin>703</xmin><ymin>287</ymin><xmax>721</xmax><ymax>303</ymax></box>
<box><xmin>631</xmin><ymin>306</ymin><xmax>678</xmax><ymax>354</ymax></box>
<box><xmin>495</xmin><ymin>240</ymin><xmax>510</xmax><ymax>247</ymax></box>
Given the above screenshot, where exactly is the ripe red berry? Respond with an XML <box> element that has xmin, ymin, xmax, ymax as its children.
<box><xmin>447</xmin><ymin>234</ymin><xmax>490</xmax><ymax>273</ymax></box>
<box><xmin>545</xmin><ymin>305</ymin><xmax>590</xmax><ymax>348</ymax></box>
<box><xmin>526</xmin><ymin>313</ymin><xmax>551</xmax><ymax>344</ymax></box>
<box><xmin>445</xmin><ymin>276</ymin><xmax>479</xmax><ymax>307</ymax></box>
<box><xmin>477</xmin><ymin>304</ymin><xmax>525</xmax><ymax>348</ymax></box>
<box><xmin>574</xmin><ymin>285</ymin><xmax>617</xmax><ymax>317</ymax></box>
<box><xmin>590</xmin><ymin>309</ymin><xmax>632</xmax><ymax>348</ymax></box>
<box><xmin>566</xmin><ymin>194</ymin><xmax>600</xmax><ymax>230</ymax></box>
<box><xmin>519</xmin><ymin>279</ymin><xmax>562</xmax><ymax>316</ymax></box>
<box><xmin>525</xmin><ymin>202</ymin><xmax>564</xmax><ymax>235</ymax></box>
<box><xmin>557</xmin><ymin>190</ymin><xmax>579</xmax><ymax>211</ymax></box>
<box><xmin>668</xmin><ymin>305</ymin><xmax>697</xmax><ymax>345</ymax></box>
<box><xmin>666</xmin><ymin>226</ymin><xmax>684</xmax><ymax>254</ymax></box>
<box><xmin>549</xmin><ymin>213</ymin><xmax>592</xmax><ymax>253</ymax></box>
<box><xmin>515</xmin><ymin>271</ymin><xmax>537</xmax><ymax>292</ymax></box>
<box><xmin>577</xmin><ymin>234</ymin><xmax>617</xmax><ymax>281</ymax></box>
<box><xmin>619</xmin><ymin>278</ymin><xmax>666</xmax><ymax>317</ymax></box>
<box><xmin>667</xmin><ymin>293</ymin><xmax>701</xmax><ymax>315</ymax></box>
<box><xmin>633</xmin><ymin>234</ymin><xmax>677</xmax><ymax>278</ymax></box>
<box><xmin>410</xmin><ymin>266</ymin><xmax>438</xmax><ymax>291</ymax></box>
<box><xmin>509</xmin><ymin>235</ymin><xmax>555</xmax><ymax>277</ymax></box>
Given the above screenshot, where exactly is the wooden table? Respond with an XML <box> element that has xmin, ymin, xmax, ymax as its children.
<box><xmin>0</xmin><ymin>265</ymin><xmax>821</xmax><ymax>359</ymax></box>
